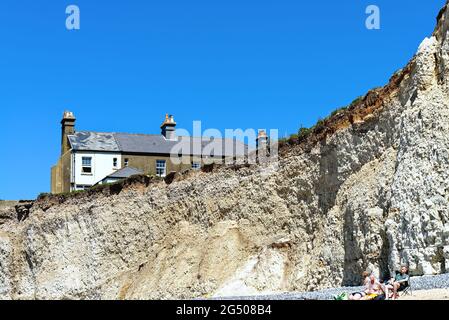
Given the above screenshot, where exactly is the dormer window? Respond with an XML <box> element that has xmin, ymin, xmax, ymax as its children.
<box><xmin>124</xmin><ymin>158</ymin><xmax>129</xmax><ymax>167</ymax></box>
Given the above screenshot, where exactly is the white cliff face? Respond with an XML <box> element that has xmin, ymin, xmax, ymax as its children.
<box><xmin>1</xmin><ymin>3</ymin><xmax>449</xmax><ymax>300</ymax></box>
<box><xmin>387</xmin><ymin>38</ymin><xmax>449</xmax><ymax>276</ymax></box>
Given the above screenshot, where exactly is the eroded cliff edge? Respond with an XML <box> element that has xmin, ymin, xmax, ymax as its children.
<box><xmin>1</xmin><ymin>3</ymin><xmax>449</xmax><ymax>300</ymax></box>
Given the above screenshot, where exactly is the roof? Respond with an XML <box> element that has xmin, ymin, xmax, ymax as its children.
<box><xmin>68</xmin><ymin>132</ymin><xmax>120</xmax><ymax>152</ymax></box>
<box><xmin>68</xmin><ymin>131</ymin><xmax>251</xmax><ymax>156</ymax></box>
<box><xmin>104</xmin><ymin>167</ymin><xmax>143</xmax><ymax>179</ymax></box>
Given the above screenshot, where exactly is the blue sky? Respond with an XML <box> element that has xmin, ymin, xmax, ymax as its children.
<box><xmin>0</xmin><ymin>0</ymin><xmax>445</xmax><ymax>200</ymax></box>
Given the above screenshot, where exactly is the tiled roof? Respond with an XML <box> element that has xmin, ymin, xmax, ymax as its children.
<box><xmin>68</xmin><ymin>132</ymin><xmax>120</xmax><ymax>152</ymax></box>
<box><xmin>68</xmin><ymin>131</ymin><xmax>251</xmax><ymax>156</ymax></box>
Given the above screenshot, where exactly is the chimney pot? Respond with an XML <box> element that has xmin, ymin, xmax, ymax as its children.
<box><xmin>161</xmin><ymin>114</ymin><xmax>177</xmax><ymax>140</ymax></box>
<box><xmin>61</xmin><ymin>110</ymin><xmax>76</xmax><ymax>155</ymax></box>
<box><xmin>256</xmin><ymin>129</ymin><xmax>269</xmax><ymax>162</ymax></box>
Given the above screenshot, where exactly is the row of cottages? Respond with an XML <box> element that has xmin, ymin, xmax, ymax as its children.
<box><xmin>51</xmin><ymin>111</ymin><xmax>266</xmax><ymax>194</ymax></box>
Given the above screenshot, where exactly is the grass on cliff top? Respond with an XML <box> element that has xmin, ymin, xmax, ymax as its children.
<box><xmin>279</xmin><ymin>95</ymin><xmax>364</xmax><ymax>146</ymax></box>
<box><xmin>38</xmin><ymin>174</ymin><xmax>165</xmax><ymax>201</ymax></box>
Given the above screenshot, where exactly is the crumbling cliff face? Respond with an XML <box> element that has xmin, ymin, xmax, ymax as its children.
<box><xmin>1</xmin><ymin>3</ymin><xmax>449</xmax><ymax>300</ymax></box>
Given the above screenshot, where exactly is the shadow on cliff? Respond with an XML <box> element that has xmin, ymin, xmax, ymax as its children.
<box><xmin>316</xmin><ymin>141</ymin><xmax>340</xmax><ymax>214</ymax></box>
<box><xmin>342</xmin><ymin>207</ymin><xmax>391</xmax><ymax>285</ymax></box>
<box><xmin>342</xmin><ymin>208</ymin><xmax>365</xmax><ymax>286</ymax></box>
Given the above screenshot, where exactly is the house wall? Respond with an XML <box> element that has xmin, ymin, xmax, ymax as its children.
<box><xmin>121</xmin><ymin>154</ymin><xmax>224</xmax><ymax>176</ymax></box>
<box><xmin>121</xmin><ymin>154</ymin><xmax>189</xmax><ymax>176</ymax></box>
<box><xmin>51</xmin><ymin>150</ymin><xmax>72</xmax><ymax>194</ymax></box>
<box><xmin>51</xmin><ymin>165</ymin><xmax>60</xmax><ymax>194</ymax></box>
<box><xmin>73</xmin><ymin>151</ymin><xmax>122</xmax><ymax>189</ymax></box>
<box><xmin>51</xmin><ymin>151</ymin><xmax>232</xmax><ymax>194</ymax></box>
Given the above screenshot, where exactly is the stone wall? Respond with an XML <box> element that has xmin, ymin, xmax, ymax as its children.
<box><xmin>51</xmin><ymin>150</ymin><xmax>72</xmax><ymax>194</ymax></box>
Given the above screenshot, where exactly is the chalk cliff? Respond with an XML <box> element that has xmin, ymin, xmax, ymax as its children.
<box><xmin>1</xmin><ymin>2</ymin><xmax>449</xmax><ymax>300</ymax></box>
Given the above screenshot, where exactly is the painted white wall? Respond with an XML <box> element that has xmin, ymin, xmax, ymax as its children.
<box><xmin>72</xmin><ymin>151</ymin><xmax>121</xmax><ymax>190</ymax></box>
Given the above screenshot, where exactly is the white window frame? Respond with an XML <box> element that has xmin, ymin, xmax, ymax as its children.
<box><xmin>75</xmin><ymin>185</ymin><xmax>92</xmax><ymax>191</ymax></box>
<box><xmin>156</xmin><ymin>160</ymin><xmax>166</xmax><ymax>177</ymax></box>
<box><xmin>81</xmin><ymin>157</ymin><xmax>93</xmax><ymax>175</ymax></box>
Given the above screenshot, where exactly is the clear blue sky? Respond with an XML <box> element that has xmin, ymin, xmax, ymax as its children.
<box><xmin>0</xmin><ymin>0</ymin><xmax>445</xmax><ymax>200</ymax></box>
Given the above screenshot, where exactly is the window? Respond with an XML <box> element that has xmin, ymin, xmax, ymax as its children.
<box><xmin>192</xmin><ymin>162</ymin><xmax>201</xmax><ymax>170</ymax></box>
<box><xmin>75</xmin><ymin>185</ymin><xmax>91</xmax><ymax>191</ymax></box>
<box><xmin>124</xmin><ymin>158</ymin><xmax>129</xmax><ymax>167</ymax></box>
<box><xmin>156</xmin><ymin>160</ymin><xmax>166</xmax><ymax>177</ymax></box>
<box><xmin>113</xmin><ymin>158</ymin><xmax>118</xmax><ymax>168</ymax></box>
<box><xmin>81</xmin><ymin>157</ymin><xmax>92</xmax><ymax>174</ymax></box>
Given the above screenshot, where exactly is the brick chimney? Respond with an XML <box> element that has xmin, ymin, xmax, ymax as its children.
<box><xmin>61</xmin><ymin>111</ymin><xmax>76</xmax><ymax>155</ymax></box>
<box><xmin>256</xmin><ymin>130</ymin><xmax>268</xmax><ymax>148</ymax></box>
<box><xmin>161</xmin><ymin>114</ymin><xmax>177</xmax><ymax>141</ymax></box>
<box><xmin>256</xmin><ymin>130</ymin><xmax>269</xmax><ymax>161</ymax></box>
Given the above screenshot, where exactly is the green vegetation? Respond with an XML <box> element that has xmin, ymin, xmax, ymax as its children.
<box><xmin>37</xmin><ymin>192</ymin><xmax>51</xmax><ymax>199</ymax></box>
<box><xmin>298</xmin><ymin>127</ymin><xmax>312</xmax><ymax>140</ymax></box>
<box><xmin>315</xmin><ymin>117</ymin><xmax>325</xmax><ymax>130</ymax></box>
<box><xmin>37</xmin><ymin>189</ymin><xmax>87</xmax><ymax>201</ymax></box>
<box><xmin>350</xmin><ymin>96</ymin><xmax>364</xmax><ymax>107</ymax></box>
<box><xmin>62</xmin><ymin>189</ymin><xmax>88</xmax><ymax>197</ymax></box>
<box><xmin>38</xmin><ymin>174</ymin><xmax>164</xmax><ymax>201</ymax></box>
<box><xmin>279</xmin><ymin>94</ymin><xmax>368</xmax><ymax>147</ymax></box>
<box><xmin>331</xmin><ymin>106</ymin><xmax>348</xmax><ymax>117</ymax></box>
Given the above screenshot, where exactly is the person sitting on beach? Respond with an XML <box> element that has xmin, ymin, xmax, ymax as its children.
<box><xmin>362</xmin><ymin>273</ymin><xmax>384</xmax><ymax>300</ymax></box>
<box><xmin>349</xmin><ymin>271</ymin><xmax>370</xmax><ymax>300</ymax></box>
<box><xmin>386</xmin><ymin>265</ymin><xmax>410</xmax><ymax>299</ymax></box>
